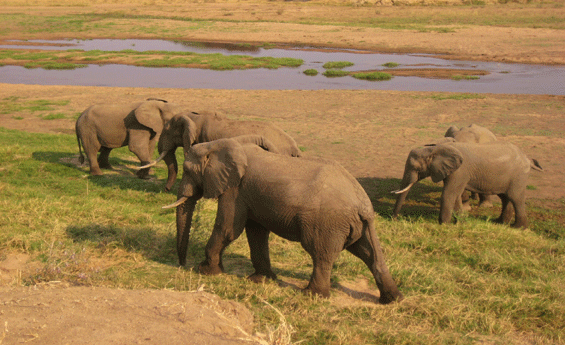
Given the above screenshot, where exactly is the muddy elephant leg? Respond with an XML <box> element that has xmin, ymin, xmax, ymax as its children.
<box><xmin>199</xmin><ymin>190</ymin><xmax>247</xmax><ymax>275</ymax></box>
<box><xmin>245</xmin><ymin>219</ymin><xmax>277</xmax><ymax>282</ymax></box>
<box><xmin>97</xmin><ymin>147</ymin><xmax>113</xmax><ymax>169</ymax></box>
<box><xmin>346</xmin><ymin>230</ymin><xmax>403</xmax><ymax>304</ymax></box>
<box><xmin>128</xmin><ymin>130</ymin><xmax>153</xmax><ymax>179</ymax></box>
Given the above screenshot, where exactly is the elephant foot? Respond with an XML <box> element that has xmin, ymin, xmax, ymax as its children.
<box><xmin>89</xmin><ymin>168</ymin><xmax>104</xmax><ymax>176</ymax></box>
<box><xmin>303</xmin><ymin>284</ymin><xmax>330</xmax><ymax>298</ymax></box>
<box><xmin>198</xmin><ymin>261</ymin><xmax>224</xmax><ymax>275</ymax></box>
<box><xmin>136</xmin><ymin>168</ymin><xmax>151</xmax><ymax>180</ymax></box>
<box><xmin>98</xmin><ymin>163</ymin><xmax>113</xmax><ymax>170</ymax></box>
<box><xmin>511</xmin><ymin>219</ymin><xmax>528</xmax><ymax>229</ymax></box>
<box><xmin>379</xmin><ymin>290</ymin><xmax>404</xmax><ymax>305</ymax></box>
<box><xmin>248</xmin><ymin>272</ymin><xmax>277</xmax><ymax>284</ymax></box>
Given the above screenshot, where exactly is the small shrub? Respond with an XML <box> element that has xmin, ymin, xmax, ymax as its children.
<box><xmin>382</xmin><ymin>62</ymin><xmax>399</xmax><ymax>68</ymax></box>
<box><xmin>303</xmin><ymin>69</ymin><xmax>318</xmax><ymax>76</ymax></box>
<box><xmin>323</xmin><ymin>61</ymin><xmax>354</xmax><ymax>69</ymax></box>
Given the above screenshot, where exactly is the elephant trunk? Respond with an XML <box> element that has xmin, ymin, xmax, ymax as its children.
<box><xmin>163</xmin><ymin>149</ymin><xmax>178</xmax><ymax>191</ymax></box>
<box><xmin>176</xmin><ymin>196</ymin><xmax>198</xmax><ymax>266</ymax></box>
<box><xmin>163</xmin><ymin>174</ymin><xmax>203</xmax><ymax>266</ymax></box>
<box><xmin>392</xmin><ymin>170</ymin><xmax>419</xmax><ymax>218</ymax></box>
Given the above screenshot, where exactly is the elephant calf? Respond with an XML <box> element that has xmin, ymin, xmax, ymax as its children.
<box><xmin>392</xmin><ymin>141</ymin><xmax>542</xmax><ymax>228</ymax></box>
<box><xmin>75</xmin><ymin>99</ymin><xmax>183</xmax><ymax>178</ymax></box>
<box><xmin>164</xmin><ymin>137</ymin><xmax>403</xmax><ymax>304</ymax></box>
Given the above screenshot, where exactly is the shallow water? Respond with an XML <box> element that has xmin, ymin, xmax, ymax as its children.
<box><xmin>1</xmin><ymin>39</ymin><xmax>563</xmax><ymax>95</ymax></box>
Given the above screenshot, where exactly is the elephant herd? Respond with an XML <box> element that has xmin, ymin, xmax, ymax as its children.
<box><xmin>75</xmin><ymin>99</ymin><xmax>542</xmax><ymax>304</ymax></box>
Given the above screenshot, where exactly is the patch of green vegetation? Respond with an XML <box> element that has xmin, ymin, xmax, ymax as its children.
<box><xmin>0</xmin><ymin>98</ymin><xmax>70</xmax><ymax>115</ymax></box>
<box><xmin>322</xmin><ymin>69</ymin><xmax>350</xmax><ymax>77</ymax></box>
<box><xmin>382</xmin><ymin>62</ymin><xmax>399</xmax><ymax>68</ymax></box>
<box><xmin>352</xmin><ymin>71</ymin><xmax>392</xmax><ymax>81</ymax></box>
<box><xmin>303</xmin><ymin>69</ymin><xmax>318</xmax><ymax>76</ymax></box>
<box><xmin>430</xmin><ymin>93</ymin><xmax>486</xmax><ymax>101</ymax></box>
<box><xmin>452</xmin><ymin>75</ymin><xmax>480</xmax><ymax>81</ymax></box>
<box><xmin>41</xmin><ymin>113</ymin><xmax>66</xmax><ymax>120</ymax></box>
<box><xmin>322</xmin><ymin>61</ymin><xmax>354</xmax><ymax>69</ymax></box>
<box><xmin>0</xmin><ymin>49</ymin><xmax>303</xmax><ymax>71</ymax></box>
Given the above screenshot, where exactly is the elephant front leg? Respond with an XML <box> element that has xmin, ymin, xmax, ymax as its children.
<box><xmin>245</xmin><ymin>220</ymin><xmax>277</xmax><ymax>283</ymax></box>
<box><xmin>128</xmin><ymin>130</ymin><xmax>153</xmax><ymax>179</ymax></box>
<box><xmin>439</xmin><ymin>181</ymin><xmax>466</xmax><ymax>224</ymax></box>
<box><xmin>199</xmin><ymin>190</ymin><xmax>247</xmax><ymax>275</ymax></box>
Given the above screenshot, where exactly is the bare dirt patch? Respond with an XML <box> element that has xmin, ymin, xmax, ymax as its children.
<box><xmin>0</xmin><ymin>282</ymin><xmax>259</xmax><ymax>345</ymax></box>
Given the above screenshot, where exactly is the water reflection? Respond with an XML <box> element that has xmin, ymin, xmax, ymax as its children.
<box><xmin>1</xmin><ymin>39</ymin><xmax>563</xmax><ymax>95</ymax></box>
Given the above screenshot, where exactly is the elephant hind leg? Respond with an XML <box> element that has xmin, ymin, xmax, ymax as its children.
<box><xmin>245</xmin><ymin>220</ymin><xmax>277</xmax><ymax>282</ymax></box>
<box><xmin>495</xmin><ymin>194</ymin><xmax>514</xmax><ymax>224</ymax></box>
<box><xmin>346</xmin><ymin>229</ymin><xmax>403</xmax><ymax>304</ymax></box>
<box><xmin>97</xmin><ymin>147</ymin><xmax>113</xmax><ymax>169</ymax></box>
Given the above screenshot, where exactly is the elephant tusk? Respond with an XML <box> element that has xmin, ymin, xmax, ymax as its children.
<box><xmin>162</xmin><ymin>196</ymin><xmax>188</xmax><ymax>209</ymax></box>
<box><xmin>391</xmin><ymin>182</ymin><xmax>416</xmax><ymax>194</ymax></box>
<box><xmin>137</xmin><ymin>151</ymin><xmax>169</xmax><ymax>170</ymax></box>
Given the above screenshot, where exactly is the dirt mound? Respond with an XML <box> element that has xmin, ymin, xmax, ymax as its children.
<box><xmin>0</xmin><ymin>283</ymin><xmax>259</xmax><ymax>345</ymax></box>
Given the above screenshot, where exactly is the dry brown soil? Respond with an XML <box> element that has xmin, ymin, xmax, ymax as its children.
<box><xmin>1</xmin><ymin>2</ymin><xmax>564</xmax><ymax>344</ymax></box>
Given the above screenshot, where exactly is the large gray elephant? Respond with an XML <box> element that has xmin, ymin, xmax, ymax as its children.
<box><xmin>75</xmin><ymin>99</ymin><xmax>183</xmax><ymax>178</ymax></box>
<box><xmin>163</xmin><ymin>137</ymin><xmax>403</xmax><ymax>304</ymax></box>
<box><xmin>143</xmin><ymin>110</ymin><xmax>301</xmax><ymax>191</ymax></box>
<box><xmin>391</xmin><ymin>141</ymin><xmax>542</xmax><ymax>228</ymax></box>
<box><xmin>444</xmin><ymin>124</ymin><xmax>498</xmax><ymax>207</ymax></box>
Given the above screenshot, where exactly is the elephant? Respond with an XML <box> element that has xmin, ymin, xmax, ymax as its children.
<box><xmin>444</xmin><ymin>124</ymin><xmax>498</xmax><ymax>207</ymax></box>
<box><xmin>391</xmin><ymin>141</ymin><xmax>543</xmax><ymax>228</ymax></box>
<box><xmin>444</xmin><ymin>124</ymin><xmax>497</xmax><ymax>144</ymax></box>
<box><xmin>163</xmin><ymin>137</ymin><xmax>403</xmax><ymax>304</ymax></box>
<box><xmin>75</xmin><ymin>99</ymin><xmax>183</xmax><ymax>178</ymax></box>
<box><xmin>142</xmin><ymin>110</ymin><xmax>302</xmax><ymax>191</ymax></box>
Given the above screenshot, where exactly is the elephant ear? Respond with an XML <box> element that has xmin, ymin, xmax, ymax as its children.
<box><xmin>178</xmin><ymin>114</ymin><xmax>198</xmax><ymax>149</ymax></box>
<box><xmin>196</xmin><ymin>139</ymin><xmax>247</xmax><ymax>199</ymax></box>
<box><xmin>134</xmin><ymin>101</ymin><xmax>165</xmax><ymax>134</ymax></box>
<box><xmin>428</xmin><ymin>145</ymin><xmax>463</xmax><ymax>183</ymax></box>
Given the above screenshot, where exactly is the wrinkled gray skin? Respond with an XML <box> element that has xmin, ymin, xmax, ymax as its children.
<box><xmin>75</xmin><ymin>99</ymin><xmax>183</xmax><ymax>178</ymax></box>
<box><xmin>444</xmin><ymin>124</ymin><xmax>498</xmax><ymax>207</ymax></box>
<box><xmin>392</xmin><ymin>141</ymin><xmax>542</xmax><ymax>228</ymax></box>
<box><xmin>147</xmin><ymin>110</ymin><xmax>301</xmax><ymax>191</ymax></box>
<box><xmin>168</xmin><ymin>138</ymin><xmax>402</xmax><ymax>304</ymax></box>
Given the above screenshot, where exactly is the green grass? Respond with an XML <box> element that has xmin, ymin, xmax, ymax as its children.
<box><xmin>322</xmin><ymin>61</ymin><xmax>354</xmax><ymax>69</ymax></box>
<box><xmin>352</xmin><ymin>71</ymin><xmax>392</xmax><ymax>81</ymax></box>
<box><xmin>382</xmin><ymin>62</ymin><xmax>399</xmax><ymax>68</ymax></box>
<box><xmin>322</xmin><ymin>69</ymin><xmax>349</xmax><ymax>77</ymax></box>
<box><xmin>0</xmin><ymin>49</ymin><xmax>303</xmax><ymax>71</ymax></box>
<box><xmin>1</xmin><ymin>127</ymin><xmax>564</xmax><ymax>344</ymax></box>
<box><xmin>303</xmin><ymin>69</ymin><xmax>318</xmax><ymax>76</ymax></box>
<box><xmin>452</xmin><ymin>75</ymin><xmax>481</xmax><ymax>81</ymax></box>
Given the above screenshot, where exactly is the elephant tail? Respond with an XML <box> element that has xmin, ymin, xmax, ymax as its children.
<box><xmin>75</xmin><ymin>121</ymin><xmax>85</xmax><ymax>165</ymax></box>
<box><xmin>530</xmin><ymin>158</ymin><xmax>544</xmax><ymax>172</ymax></box>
